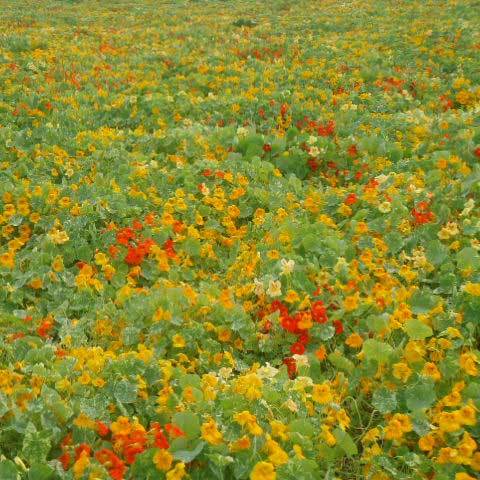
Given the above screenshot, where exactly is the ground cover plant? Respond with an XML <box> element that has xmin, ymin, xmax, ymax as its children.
<box><xmin>0</xmin><ymin>0</ymin><xmax>480</xmax><ymax>478</ymax></box>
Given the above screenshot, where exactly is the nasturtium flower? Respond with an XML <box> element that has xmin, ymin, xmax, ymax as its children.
<box><xmin>201</xmin><ymin>419</ymin><xmax>223</xmax><ymax>445</ymax></box>
<box><xmin>153</xmin><ymin>449</ymin><xmax>173</xmax><ymax>471</ymax></box>
<box><xmin>311</xmin><ymin>383</ymin><xmax>332</xmax><ymax>404</ymax></box>
<box><xmin>250</xmin><ymin>461</ymin><xmax>276</xmax><ymax>480</ymax></box>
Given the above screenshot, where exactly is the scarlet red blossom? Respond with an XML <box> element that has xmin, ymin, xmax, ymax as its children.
<box><xmin>37</xmin><ymin>319</ymin><xmax>53</xmax><ymax>338</ymax></box>
<box><xmin>163</xmin><ymin>238</ymin><xmax>176</xmax><ymax>258</ymax></box>
<box><xmin>75</xmin><ymin>444</ymin><xmax>92</xmax><ymax>461</ymax></box>
<box><xmin>59</xmin><ymin>452</ymin><xmax>71</xmax><ymax>471</ymax></box>
<box><xmin>96</xmin><ymin>420</ymin><xmax>110</xmax><ymax>437</ymax></box>
<box><xmin>151</xmin><ymin>423</ymin><xmax>170</xmax><ymax>449</ymax></box>
<box><xmin>95</xmin><ymin>449</ymin><xmax>126</xmax><ymax>480</ymax></box>
<box><xmin>412</xmin><ymin>201</ymin><xmax>435</xmax><ymax>225</ymax></box>
<box><xmin>311</xmin><ymin>300</ymin><xmax>328</xmax><ymax>323</ymax></box>
<box><xmin>290</xmin><ymin>341</ymin><xmax>306</xmax><ymax>355</ymax></box>
<box><xmin>344</xmin><ymin>193</ymin><xmax>357</xmax><ymax>206</ymax></box>
<box><xmin>333</xmin><ymin>320</ymin><xmax>344</xmax><ymax>335</ymax></box>
<box><xmin>116</xmin><ymin>227</ymin><xmax>135</xmax><ymax>246</ymax></box>
<box><xmin>347</xmin><ymin>144</ymin><xmax>358</xmax><ymax>158</ymax></box>
<box><xmin>283</xmin><ymin>356</ymin><xmax>297</xmax><ymax>378</ymax></box>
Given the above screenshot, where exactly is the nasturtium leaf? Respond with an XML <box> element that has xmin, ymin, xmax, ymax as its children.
<box><xmin>22</xmin><ymin>423</ymin><xmax>51</xmax><ymax>465</ymax></box>
<box><xmin>172</xmin><ymin>411</ymin><xmax>201</xmax><ymax>439</ymax></box>
<box><xmin>426</xmin><ymin>240</ymin><xmax>448</xmax><ymax>265</ymax></box>
<box><xmin>362</xmin><ymin>339</ymin><xmax>393</xmax><ymax>363</ymax></box>
<box><xmin>409</xmin><ymin>290</ymin><xmax>440</xmax><ymax>315</ymax></box>
<box><xmin>114</xmin><ymin>380</ymin><xmax>138</xmax><ymax>403</ymax></box>
<box><xmin>289</xmin><ymin>419</ymin><xmax>315</xmax><ymax>437</ymax></box>
<box><xmin>0</xmin><ymin>460</ymin><xmax>18</xmax><ymax>480</ymax></box>
<box><xmin>372</xmin><ymin>388</ymin><xmax>397</xmax><ymax>413</ymax></box>
<box><xmin>405</xmin><ymin>380</ymin><xmax>436</xmax><ymax>411</ymax></box>
<box><xmin>172</xmin><ymin>440</ymin><xmax>205</xmax><ymax>463</ymax></box>
<box><xmin>333</xmin><ymin>428</ymin><xmax>358</xmax><ymax>456</ymax></box>
<box><xmin>27</xmin><ymin>464</ymin><xmax>54</xmax><ymax>480</ymax></box>
<box><xmin>327</xmin><ymin>351</ymin><xmax>354</xmax><ymax>373</ymax></box>
<box><xmin>405</xmin><ymin>318</ymin><xmax>433</xmax><ymax>340</ymax></box>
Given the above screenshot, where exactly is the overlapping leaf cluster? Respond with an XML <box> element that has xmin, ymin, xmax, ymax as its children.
<box><xmin>1</xmin><ymin>0</ymin><xmax>480</xmax><ymax>479</ymax></box>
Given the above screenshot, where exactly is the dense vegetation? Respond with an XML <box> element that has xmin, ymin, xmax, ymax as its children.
<box><xmin>1</xmin><ymin>0</ymin><xmax>480</xmax><ymax>478</ymax></box>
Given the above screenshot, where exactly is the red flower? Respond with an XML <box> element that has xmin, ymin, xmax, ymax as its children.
<box><xmin>270</xmin><ymin>300</ymin><xmax>289</xmax><ymax>317</ymax></box>
<box><xmin>37</xmin><ymin>319</ymin><xmax>53</xmax><ymax>338</ymax></box>
<box><xmin>263</xmin><ymin>143</ymin><xmax>272</xmax><ymax>153</ymax></box>
<box><xmin>59</xmin><ymin>452</ymin><xmax>71</xmax><ymax>471</ymax></box>
<box><xmin>311</xmin><ymin>300</ymin><xmax>328</xmax><ymax>323</ymax></box>
<box><xmin>281</xmin><ymin>315</ymin><xmax>298</xmax><ymax>333</ymax></box>
<box><xmin>474</xmin><ymin>147</ymin><xmax>480</xmax><ymax>158</ymax></box>
<box><xmin>96</xmin><ymin>449</ymin><xmax>126</xmax><ymax>480</ymax></box>
<box><xmin>333</xmin><ymin>320</ymin><xmax>344</xmax><ymax>335</ymax></box>
<box><xmin>116</xmin><ymin>227</ymin><xmax>135</xmax><ymax>246</ymax></box>
<box><xmin>75</xmin><ymin>444</ymin><xmax>92</xmax><ymax>461</ymax></box>
<box><xmin>151</xmin><ymin>423</ymin><xmax>170</xmax><ymax>449</ymax></box>
<box><xmin>344</xmin><ymin>193</ymin><xmax>357</xmax><ymax>206</ymax></box>
<box><xmin>283</xmin><ymin>357</ymin><xmax>297</xmax><ymax>378</ymax></box>
<box><xmin>290</xmin><ymin>341</ymin><xmax>306</xmax><ymax>355</ymax></box>
<box><xmin>96</xmin><ymin>421</ymin><xmax>110</xmax><ymax>437</ymax></box>
<box><xmin>173</xmin><ymin>221</ymin><xmax>185</xmax><ymax>233</ymax></box>
<box><xmin>124</xmin><ymin>246</ymin><xmax>144</xmax><ymax>266</ymax></box>
<box><xmin>163</xmin><ymin>239</ymin><xmax>176</xmax><ymax>258</ymax></box>
<box><xmin>347</xmin><ymin>144</ymin><xmax>358</xmax><ymax>158</ymax></box>
<box><xmin>307</xmin><ymin>158</ymin><xmax>319</xmax><ymax>171</ymax></box>
<box><xmin>132</xmin><ymin>220</ymin><xmax>143</xmax><ymax>231</ymax></box>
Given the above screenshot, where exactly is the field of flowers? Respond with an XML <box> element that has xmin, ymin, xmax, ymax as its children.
<box><xmin>1</xmin><ymin>0</ymin><xmax>480</xmax><ymax>478</ymax></box>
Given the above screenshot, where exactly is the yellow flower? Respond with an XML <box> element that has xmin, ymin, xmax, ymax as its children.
<box><xmin>250</xmin><ymin>461</ymin><xmax>276</xmax><ymax>480</ymax></box>
<box><xmin>422</xmin><ymin>362</ymin><xmax>441</xmax><ymax>381</ymax></box>
<box><xmin>458</xmin><ymin>432</ymin><xmax>477</xmax><ymax>457</ymax></box>
<box><xmin>49</xmin><ymin>228</ymin><xmax>69</xmax><ymax>244</ymax></box>
<box><xmin>265</xmin><ymin>438</ymin><xmax>288</xmax><ymax>466</ymax></box>
<box><xmin>229</xmin><ymin>435</ymin><xmax>251</xmax><ymax>452</ymax></box>
<box><xmin>111</xmin><ymin>416</ymin><xmax>132</xmax><ymax>436</ymax></box>
<box><xmin>172</xmin><ymin>334</ymin><xmax>186</xmax><ymax>348</ymax></box>
<box><xmin>392</xmin><ymin>362</ymin><xmax>412</xmax><ymax>383</ymax></box>
<box><xmin>234</xmin><ymin>411</ymin><xmax>263</xmax><ymax>436</ymax></box>
<box><xmin>455</xmin><ymin>473</ymin><xmax>477</xmax><ymax>480</ymax></box>
<box><xmin>343</xmin><ymin>293</ymin><xmax>359</xmax><ymax>311</ymax></box>
<box><xmin>460</xmin><ymin>352</ymin><xmax>479</xmax><ymax>376</ymax></box>
<box><xmin>52</xmin><ymin>256</ymin><xmax>64</xmax><ymax>272</ymax></box>
<box><xmin>438</xmin><ymin>447</ymin><xmax>461</xmax><ymax>464</ymax></box>
<box><xmin>311</xmin><ymin>383</ymin><xmax>332</xmax><ymax>404</ymax></box>
<box><xmin>345</xmin><ymin>333</ymin><xmax>363</xmax><ymax>348</ymax></box>
<box><xmin>72</xmin><ymin>451</ymin><xmax>90</xmax><ymax>479</ymax></box>
<box><xmin>270</xmin><ymin>420</ymin><xmax>288</xmax><ymax>441</ymax></box>
<box><xmin>153</xmin><ymin>449</ymin><xmax>173</xmax><ymax>471</ymax></box>
<box><xmin>418</xmin><ymin>433</ymin><xmax>436</xmax><ymax>451</ymax></box>
<box><xmin>234</xmin><ymin>373</ymin><xmax>262</xmax><ymax>400</ymax></box>
<box><xmin>284</xmin><ymin>289</ymin><xmax>300</xmax><ymax>304</ymax></box>
<box><xmin>463</xmin><ymin>282</ymin><xmax>480</xmax><ymax>296</ymax></box>
<box><xmin>73</xmin><ymin>412</ymin><xmax>96</xmax><ymax>429</ymax></box>
<box><xmin>458</xmin><ymin>402</ymin><xmax>477</xmax><ymax>426</ymax></box>
<box><xmin>321</xmin><ymin>425</ymin><xmax>336</xmax><ymax>446</ymax></box>
<box><xmin>166</xmin><ymin>462</ymin><xmax>186</xmax><ymax>480</ymax></box>
<box><xmin>201</xmin><ymin>418</ymin><xmax>223</xmax><ymax>445</ymax></box>
<box><xmin>362</xmin><ymin>428</ymin><xmax>380</xmax><ymax>444</ymax></box>
<box><xmin>28</xmin><ymin>277</ymin><xmax>43</xmax><ymax>290</ymax></box>
<box><xmin>438</xmin><ymin>411</ymin><xmax>462</xmax><ymax>433</ymax></box>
